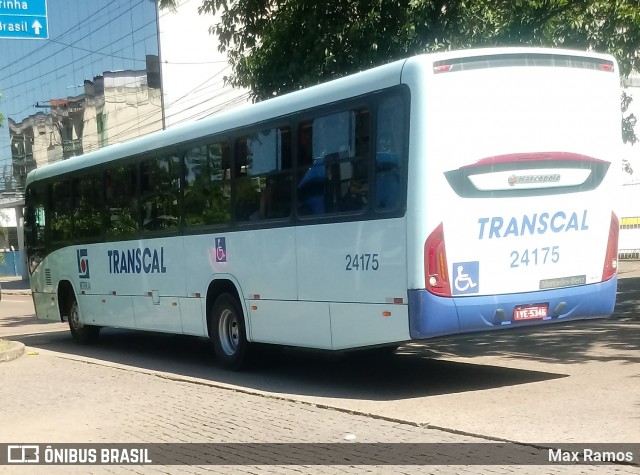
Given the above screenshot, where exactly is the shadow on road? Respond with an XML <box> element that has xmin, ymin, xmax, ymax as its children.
<box><xmin>9</xmin><ymin>276</ymin><xmax>639</xmax><ymax>401</ymax></box>
<box><xmin>15</xmin><ymin>326</ymin><xmax>566</xmax><ymax>402</ymax></box>
<box><xmin>614</xmin><ymin>275</ymin><xmax>640</xmax><ymax>318</ymax></box>
<box><xmin>0</xmin><ymin>314</ymin><xmax>56</xmax><ymax>328</ymax></box>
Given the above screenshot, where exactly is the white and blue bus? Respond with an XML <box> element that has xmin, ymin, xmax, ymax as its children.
<box><xmin>25</xmin><ymin>48</ymin><xmax>621</xmax><ymax>369</ymax></box>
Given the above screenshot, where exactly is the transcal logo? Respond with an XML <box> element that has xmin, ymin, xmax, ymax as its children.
<box><xmin>478</xmin><ymin>210</ymin><xmax>589</xmax><ymax>239</ymax></box>
<box><xmin>107</xmin><ymin>247</ymin><xmax>167</xmax><ymax>274</ymax></box>
<box><xmin>508</xmin><ymin>173</ymin><xmax>561</xmax><ymax>186</ymax></box>
<box><xmin>77</xmin><ymin>249</ymin><xmax>90</xmax><ymax>279</ymax></box>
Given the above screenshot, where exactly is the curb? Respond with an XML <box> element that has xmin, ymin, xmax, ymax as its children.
<box><xmin>0</xmin><ymin>341</ymin><xmax>26</xmax><ymax>363</ymax></box>
<box><xmin>1</xmin><ymin>290</ymin><xmax>32</xmax><ymax>296</ymax></box>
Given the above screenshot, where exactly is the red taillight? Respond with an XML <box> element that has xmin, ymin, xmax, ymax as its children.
<box><xmin>602</xmin><ymin>212</ymin><xmax>619</xmax><ymax>281</ymax></box>
<box><xmin>433</xmin><ymin>64</ymin><xmax>452</xmax><ymax>73</ymax></box>
<box><xmin>425</xmin><ymin>223</ymin><xmax>451</xmax><ymax>296</ymax></box>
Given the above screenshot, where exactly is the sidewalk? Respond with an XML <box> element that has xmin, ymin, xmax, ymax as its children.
<box><xmin>0</xmin><ymin>276</ymin><xmax>30</xmax><ymax>363</ymax></box>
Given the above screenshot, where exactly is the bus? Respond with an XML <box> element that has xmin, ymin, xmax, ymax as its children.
<box><xmin>24</xmin><ymin>47</ymin><xmax>621</xmax><ymax>370</ymax></box>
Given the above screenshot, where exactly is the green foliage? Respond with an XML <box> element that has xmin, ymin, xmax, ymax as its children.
<box><xmin>622</xmin><ymin>91</ymin><xmax>638</xmax><ymax>145</ymax></box>
<box><xmin>156</xmin><ymin>0</ymin><xmax>177</xmax><ymax>11</ymax></box>
<box><xmin>49</xmin><ymin>214</ymin><xmax>72</xmax><ymax>242</ymax></box>
<box><xmin>106</xmin><ymin>208</ymin><xmax>138</xmax><ymax>238</ymax></box>
<box><xmin>172</xmin><ymin>0</ymin><xmax>640</xmax><ymax>101</ymax></box>
<box><xmin>184</xmin><ymin>183</ymin><xmax>232</xmax><ymax>226</ymax></box>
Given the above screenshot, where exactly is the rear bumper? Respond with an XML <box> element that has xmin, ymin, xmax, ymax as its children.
<box><xmin>408</xmin><ymin>276</ymin><xmax>617</xmax><ymax>339</ymax></box>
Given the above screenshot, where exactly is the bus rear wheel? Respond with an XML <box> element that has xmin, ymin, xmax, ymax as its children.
<box><xmin>210</xmin><ymin>293</ymin><xmax>251</xmax><ymax>370</ymax></box>
<box><xmin>67</xmin><ymin>294</ymin><xmax>100</xmax><ymax>345</ymax></box>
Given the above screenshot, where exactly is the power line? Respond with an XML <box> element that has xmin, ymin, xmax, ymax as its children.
<box><xmin>0</xmin><ymin>90</ymin><xmax>250</xmax><ymax>187</ymax></box>
<box><xmin>0</xmin><ymin>83</ymin><xmax>249</xmax><ymax>171</ymax></box>
<box><xmin>0</xmin><ymin>0</ymin><xmax>252</xmax><ymax>185</ymax></box>
<box><xmin>0</xmin><ymin>0</ymin><xmax>196</xmax><ymax>86</ymax></box>
<box><xmin>0</xmin><ymin>0</ymin><xmax>221</xmax><ymax>123</ymax></box>
<box><xmin>0</xmin><ymin>0</ymin><xmax>164</xmax><ymax>85</ymax></box>
<box><xmin>0</xmin><ymin>25</ymin><xmax>158</xmax><ymax>94</ymax></box>
<box><xmin>3</xmin><ymin>63</ymin><xmax>234</xmax><ymax>149</ymax></box>
<box><xmin>0</xmin><ymin>1</ymin><xmax>129</xmax><ymax>77</ymax></box>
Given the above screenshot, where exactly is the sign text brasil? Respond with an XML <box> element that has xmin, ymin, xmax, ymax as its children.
<box><xmin>0</xmin><ymin>0</ymin><xmax>48</xmax><ymax>39</ymax></box>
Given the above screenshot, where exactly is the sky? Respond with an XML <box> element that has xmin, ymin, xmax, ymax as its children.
<box><xmin>0</xmin><ymin>0</ymin><xmax>160</xmax><ymax>186</ymax></box>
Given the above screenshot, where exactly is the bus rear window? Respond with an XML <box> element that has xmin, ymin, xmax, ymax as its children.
<box><xmin>433</xmin><ymin>54</ymin><xmax>615</xmax><ymax>74</ymax></box>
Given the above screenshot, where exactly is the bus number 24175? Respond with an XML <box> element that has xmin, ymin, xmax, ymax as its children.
<box><xmin>345</xmin><ymin>254</ymin><xmax>380</xmax><ymax>271</ymax></box>
<box><xmin>510</xmin><ymin>246</ymin><xmax>560</xmax><ymax>268</ymax></box>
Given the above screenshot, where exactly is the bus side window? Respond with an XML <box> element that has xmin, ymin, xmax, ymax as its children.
<box><xmin>184</xmin><ymin>142</ymin><xmax>231</xmax><ymax>226</ymax></box>
<box><xmin>234</xmin><ymin>127</ymin><xmax>292</xmax><ymax>222</ymax></box>
<box><xmin>49</xmin><ymin>180</ymin><xmax>73</xmax><ymax>245</ymax></box>
<box><xmin>72</xmin><ymin>174</ymin><xmax>103</xmax><ymax>240</ymax></box>
<box><xmin>375</xmin><ymin>95</ymin><xmax>405</xmax><ymax>211</ymax></box>
<box><xmin>24</xmin><ymin>184</ymin><xmax>47</xmax><ymax>252</ymax></box>
<box><xmin>297</xmin><ymin>109</ymin><xmax>370</xmax><ymax>216</ymax></box>
<box><xmin>140</xmin><ymin>155</ymin><xmax>180</xmax><ymax>232</ymax></box>
<box><xmin>105</xmin><ymin>164</ymin><xmax>139</xmax><ymax>238</ymax></box>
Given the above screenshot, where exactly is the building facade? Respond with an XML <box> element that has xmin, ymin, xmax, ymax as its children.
<box><xmin>0</xmin><ymin>0</ymin><xmax>248</xmax><ymax>275</ymax></box>
<box><xmin>2</xmin><ymin>0</ymin><xmax>249</xmax><ymax>191</ymax></box>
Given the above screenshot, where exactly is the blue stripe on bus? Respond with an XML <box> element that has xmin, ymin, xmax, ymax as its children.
<box><xmin>407</xmin><ymin>276</ymin><xmax>617</xmax><ymax>340</ymax></box>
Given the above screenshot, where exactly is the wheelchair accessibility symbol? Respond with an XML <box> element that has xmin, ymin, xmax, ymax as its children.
<box><xmin>215</xmin><ymin>237</ymin><xmax>227</xmax><ymax>262</ymax></box>
<box><xmin>452</xmin><ymin>261</ymin><xmax>479</xmax><ymax>295</ymax></box>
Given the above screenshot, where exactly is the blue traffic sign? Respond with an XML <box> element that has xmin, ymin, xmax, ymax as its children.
<box><xmin>0</xmin><ymin>0</ymin><xmax>48</xmax><ymax>39</ymax></box>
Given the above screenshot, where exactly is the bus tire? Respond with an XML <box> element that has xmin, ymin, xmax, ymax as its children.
<box><xmin>210</xmin><ymin>293</ymin><xmax>251</xmax><ymax>370</ymax></box>
<box><xmin>67</xmin><ymin>293</ymin><xmax>100</xmax><ymax>345</ymax></box>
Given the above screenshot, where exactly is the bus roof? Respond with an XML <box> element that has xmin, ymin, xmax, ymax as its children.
<box><xmin>25</xmin><ymin>46</ymin><xmax>616</xmax><ymax>186</ymax></box>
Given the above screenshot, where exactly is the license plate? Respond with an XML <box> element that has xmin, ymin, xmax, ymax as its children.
<box><xmin>513</xmin><ymin>304</ymin><xmax>548</xmax><ymax>321</ymax></box>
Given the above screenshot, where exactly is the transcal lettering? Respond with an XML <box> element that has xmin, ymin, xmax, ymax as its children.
<box><xmin>107</xmin><ymin>247</ymin><xmax>167</xmax><ymax>274</ymax></box>
<box><xmin>478</xmin><ymin>210</ymin><xmax>588</xmax><ymax>240</ymax></box>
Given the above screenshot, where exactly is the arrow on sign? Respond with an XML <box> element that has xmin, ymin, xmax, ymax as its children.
<box><xmin>32</xmin><ymin>20</ymin><xmax>42</xmax><ymax>35</ymax></box>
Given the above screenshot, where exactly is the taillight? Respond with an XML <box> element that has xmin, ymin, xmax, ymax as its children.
<box><xmin>425</xmin><ymin>223</ymin><xmax>451</xmax><ymax>296</ymax></box>
<box><xmin>602</xmin><ymin>212</ymin><xmax>619</xmax><ymax>281</ymax></box>
<box><xmin>433</xmin><ymin>64</ymin><xmax>452</xmax><ymax>73</ymax></box>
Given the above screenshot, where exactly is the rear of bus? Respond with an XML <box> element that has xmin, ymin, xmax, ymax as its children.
<box><xmin>403</xmin><ymin>49</ymin><xmax>621</xmax><ymax>339</ymax></box>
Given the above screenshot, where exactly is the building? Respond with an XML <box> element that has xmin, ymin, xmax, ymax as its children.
<box><xmin>0</xmin><ymin>0</ymin><xmax>248</xmax><ymax>276</ymax></box>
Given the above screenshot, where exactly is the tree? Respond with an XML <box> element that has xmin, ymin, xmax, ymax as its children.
<box><xmin>159</xmin><ymin>0</ymin><xmax>640</xmax><ymax>142</ymax></box>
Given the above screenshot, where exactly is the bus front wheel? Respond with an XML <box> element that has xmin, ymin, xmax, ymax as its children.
<box><xmin>67</xmin><ymin>294</ymin><xmax>100</xmax><ymax>345</ymax></box>
<box><xmin>210</xmin><ymin>293</ymin><xmax>251</xmax><ymax>370</ymax></box>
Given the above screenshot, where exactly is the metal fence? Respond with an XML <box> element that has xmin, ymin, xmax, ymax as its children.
<box><xmin>0</xmin><ymin>251</ymin><xmax>26</xmax><ymax>276</ymax></box>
